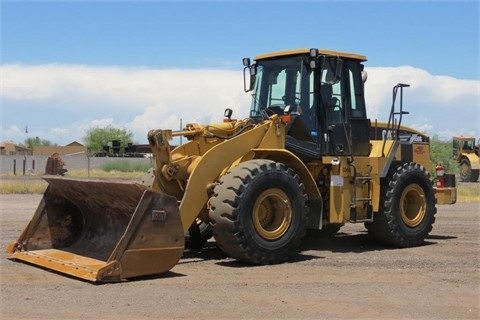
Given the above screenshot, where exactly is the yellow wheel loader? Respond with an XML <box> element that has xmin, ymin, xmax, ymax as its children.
<box><xmin>6</xmin><ymin>48</ymin><xmax>457</xmax><ymax>282</ymax></box>
<box><xmin>452</xmin><ymin>135</ymin><xmax>480</xmax><ymax>182</ymax></box>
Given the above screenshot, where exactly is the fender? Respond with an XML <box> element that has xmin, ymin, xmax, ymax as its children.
<box><xmin>252</xmin><ymin>148</ymin><xmax>321</xmax><ymax>201</ymax></box>
<box><xmin>463</xmin><ymin>154</ymin><xmax>480</xmax><ymax>170</ymax></box>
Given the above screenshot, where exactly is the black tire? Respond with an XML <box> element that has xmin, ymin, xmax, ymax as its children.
<box><xmin>209</xmin><ymin>159</ymin><xmax>307</xmax><ymax>265</ymax></box>
<box><xmin>471</xmin><ymin>170</ymin><xmax>480</xmax><ymax>182</ymax></box>
<box><xmin>185</xmin><ymin>219</ymin><xmax>213</xmax><ymax>250</ymax></box>
<box><xmin>368</xmin><ymin>162</ymin><xmax>436</xmax><ymax>247</ymax></box>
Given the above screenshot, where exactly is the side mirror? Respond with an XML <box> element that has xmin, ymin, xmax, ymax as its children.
<box><xmin>243</xmin><ymin>63</ymin><xmax>256</xmax><ymax>92</ymax></box>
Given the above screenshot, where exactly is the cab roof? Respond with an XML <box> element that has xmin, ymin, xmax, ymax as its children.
<box><xmin>453</xmin><ymin>135</ymin><xmax>476</xmax><ymax>140</ymax></box>
<box><xmin>255</xmin><ymin>48</ymin><xmax>367</xmax><ymax>62</ymax></box>
<box><xmin>373</xmin><ymin>121</ymin><xmax>428</xmax><ymax>139</ymax></box>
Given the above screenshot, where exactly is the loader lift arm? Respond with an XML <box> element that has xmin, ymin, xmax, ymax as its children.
<box><xmin>147</xmin><ymin>116</ymin><xmax>289</xmax><ymax>233</ymax></box>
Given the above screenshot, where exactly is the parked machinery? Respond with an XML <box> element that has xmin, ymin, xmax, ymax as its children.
<box><xmin>7</xmin><ymin>48</ymin><xmax>456</xmax><ymax>282</ymax></box>
<box><xmin>452</xmin><ymin>135</ymin><xmax>480</xmax><ymax>182</ymax></box>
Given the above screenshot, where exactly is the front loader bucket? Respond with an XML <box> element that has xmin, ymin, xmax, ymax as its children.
<box><xmin>6</xmin><ymin>176</ymin><xmax>185</xmax><ymax>282</ymax></box>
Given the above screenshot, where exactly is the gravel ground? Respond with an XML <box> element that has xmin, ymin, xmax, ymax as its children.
<box><xmin>0</xmin><ymin>194</ymin><xmax>479</xmax><ymax>320</ymax></box>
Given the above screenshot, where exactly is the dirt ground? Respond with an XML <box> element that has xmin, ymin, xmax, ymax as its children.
<box><xmin>0</xmin><ymin>194</ymin><xmax>478</xmax><ymax>320</ymax></box>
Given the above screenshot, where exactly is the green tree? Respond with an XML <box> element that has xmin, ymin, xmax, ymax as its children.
<box><xmin>83</xmin><ymin>125</ymin><xmax>133</xmax><ymax>154</ymax></box>
<box><xmin>429</xmin><ymin>137</ymin><xmax>458</xmax><ymax>175</ymax></box>
<box><xmin>24</xmin><ymin>136</ymin><xmax>54</xmax><ymax>149</ymax></box>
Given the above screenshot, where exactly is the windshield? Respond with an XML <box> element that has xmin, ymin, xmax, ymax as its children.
<box><xmin>250</xmin><ymin>56</ymin><xmax>311</xmax><ymax>119</ymax></box>
<box><xmin>462</xmin><ymin>139</ymin><xmax>475</xmax><ymax>150</ymax></box>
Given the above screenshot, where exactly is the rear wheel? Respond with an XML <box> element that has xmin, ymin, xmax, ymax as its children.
<box><xmin>368</xmin><ymin>162</ymin><xmax>436</xmax><ymax>247</ymax></box>
<box><xmin>459</xmin><ymin>158</ymin><xmax>479</xmax><ymax>182</ymax></box>
<box><xmin>209</xmin><ymin>159</ymin><xmax>307</xmax><ymax>265</ymax></box>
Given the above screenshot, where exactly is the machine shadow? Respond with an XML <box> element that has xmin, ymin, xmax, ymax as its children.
<box><xmin>110</xmin><ymin>231</ymin><xmax>458</xmax><ymax>282</ymax></box>
<box><xmin>177</xmin><ymin>227</ymin><xmax>456</xmax><ymax>269</ymax></box>
<box><xmin>302</xmin><ymin>230</ymin><xmax>395</xmax><ymax>253</ymax></box>
<box><xmin>180</xmin><ymin>242</ymin><xmax>228</xmax><ymax>263</ymax></box>
<box><xmin>426</xmin><ymin>234</ymin><xmax>457</xmax><ymax>240</ymax></box>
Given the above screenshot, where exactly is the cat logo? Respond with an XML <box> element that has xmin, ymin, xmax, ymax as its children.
<box><xmin>414</xmin><ymin>145</ymin><xmax>426</xmax><ymax>155</ymax></box>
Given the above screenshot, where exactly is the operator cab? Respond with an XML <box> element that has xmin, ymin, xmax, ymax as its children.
<box><xmin>243</xmin><ymin>48</ymin><xmax>371</xmax><ymax>160</ymax></box>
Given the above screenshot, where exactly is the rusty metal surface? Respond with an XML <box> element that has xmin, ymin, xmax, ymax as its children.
<box><xmin>7</xmin><ymin>176</ymin><xmax>185</xmax><ymax>282</ymax></box>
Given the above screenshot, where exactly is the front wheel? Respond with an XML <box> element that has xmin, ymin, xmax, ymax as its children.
<box><xmin>368</xmin><ymin>162</ymin><xmax>436</xmax><ymax>247</ymax></box>
<box><xmin>459</xmin><ymin>157</ymin><xmax>479</xmax><ymax>182</ymax></box>
<box><xmin>209</xmin><ymin>159</ymin><xmax>307</xmax><ymax>265</ymax></box>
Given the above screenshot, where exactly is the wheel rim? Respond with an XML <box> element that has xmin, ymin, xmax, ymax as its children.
<box><xmin>252</xmin><ymin>188</ymin><xmax>292</xmax><ymax>240</ymax></box>
<box><xmin>400</xmin><ymin>184</ymin><xmax>426</xmax><ymax>228</ymax></box>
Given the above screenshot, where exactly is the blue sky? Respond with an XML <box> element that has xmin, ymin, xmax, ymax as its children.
<box><xmin>1</xmin><ymin>0</ymin><xmax>479</xmax><ymax>145</ymax></box>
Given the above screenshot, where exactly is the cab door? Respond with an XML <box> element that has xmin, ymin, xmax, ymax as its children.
<box><xmin>321</xmin><ymin>59</ymin><xmax>370</xmax><ymax>156</ymax></box>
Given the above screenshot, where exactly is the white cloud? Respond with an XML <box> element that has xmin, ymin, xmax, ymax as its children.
<box><xmin>365</xmin><ymin>66</ymin><xmax>478</xmax><ymax>112</ymax></box>
<box><xmin>1</xmin><ymin>63</ymin><xmax>478</xmax><ymax>145</ymax></box>
<box><xmin>1</xmin><ymin>64</ymin><xmax>253</xmax><ymax>143</ymax></box>
<box><xmin>364</xmin><ymin>66</ymin><xmax>479</xmax><ymax>138</ymax></box>
<box><xmin>128</xmin><ymin>105</ymin><xmax>175</xmax><ymax>134</ymax></box>
<box><xmin>87</xmin><ymin>118</ymin><xmax>115</xmax><ymax>128</ymax></box>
